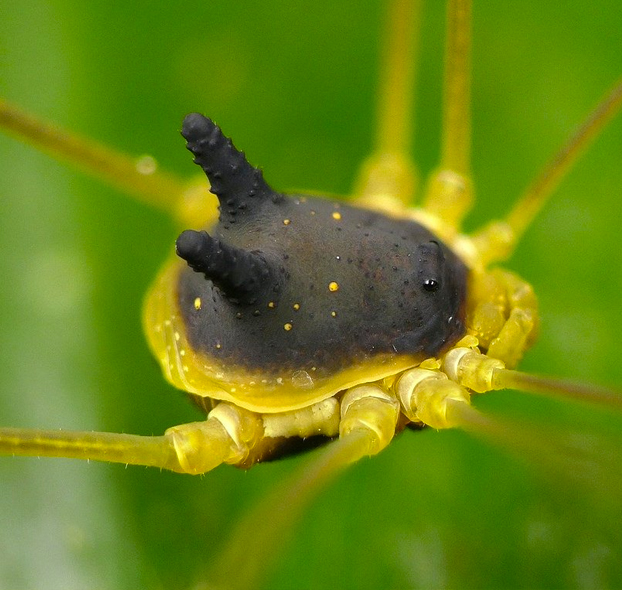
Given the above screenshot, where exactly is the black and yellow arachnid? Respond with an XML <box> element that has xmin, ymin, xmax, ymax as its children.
<box><xmin>2</xmin><ymin>1</ymin><xmax>622</xmax><ymax>589</ymax></box>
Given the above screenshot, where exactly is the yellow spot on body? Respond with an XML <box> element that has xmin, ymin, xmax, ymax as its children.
<box><xmin>331</xmin><ymin>311</ymin><xmax>337</xmax><ymax>317</ymax></box>
<box><xmin>268</xmin><ymin>301</ymin><xmax>276</xmax><ymax>308</ymax></box>
<box><xmin>216</xmin><ymin>343</ymin><xmax>222</xmax><ymax>349</ymax></box>
<box><xmin>283</xmin><ymin>219</ymin><xmax>291</xmax><ymax>225</ymax></box>
<box><xmin>174</xmin><ymin>331</ymin><xmax>180</xmax><ymax>341</ymax></box>
<box><xmin>329</xmin><ymin>281</ymin><xmax>339</xmax><ymax>292</ymax></box>
<box><xmin>183</xmin><ymin>365</ymin><xmax>189</xmax><ymax>373</ymax></box>
<box><xmin>293</xmin><ymin>303</ymin><xmax>300</xmax><ymax>311</ymax></box>
<box><xmin>284</xmin><ymin>323</ymin><xmax>293</xmax><ymax>331</ymax></box>
<box><xmin>180</xmin><ymin>349</ymin><xmax>186</xmax><ymax>357</ymax></box>
<box><xmin>194</xmin><ymin>297</ymin><xmax>202</xmax><ymax>310</ymax></box>
<box><xmin>332</xmin><ymin>211</ymin><xmax>342</xmax><ymax>220</ymax></box>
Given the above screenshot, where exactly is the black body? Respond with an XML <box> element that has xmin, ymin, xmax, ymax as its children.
<box><xmin>176</xmin><ymin>114</ymin><xmax>468</xmax><ymax>377</ymax></box>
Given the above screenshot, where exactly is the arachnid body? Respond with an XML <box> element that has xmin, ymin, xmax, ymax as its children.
<box><xmin>1</xmin><ymin>2</ymin><xmax>622</xmax><ymax>590</ymax></box>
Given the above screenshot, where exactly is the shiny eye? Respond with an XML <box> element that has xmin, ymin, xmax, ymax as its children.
<box><xmin>423</xmin><ymin>278</ymin><xmax>440</xmax><ymax>292</ymax></box>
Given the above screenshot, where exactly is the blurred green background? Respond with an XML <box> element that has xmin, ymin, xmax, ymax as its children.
<box><xmin>1</xmin><ymin>1</ymin><xmax>622</xmax><ymax>589</ymax></box>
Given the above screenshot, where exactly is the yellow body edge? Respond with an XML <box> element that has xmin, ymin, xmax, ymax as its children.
<box><xmin>143</xmin><ymin>255</ymin><xmax>429</xmax><ymax>414</ymax></box>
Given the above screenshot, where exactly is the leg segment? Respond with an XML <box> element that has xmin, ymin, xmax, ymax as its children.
<box><xmin>353</xmin><ymin>0</ymin><xmax>421</xmax><ymax>210</ymax></box>
<box><xmin>339</xmin><ymin>384</ymin><xmax>400</xmax><ymax>454</ymax></box>
<box><xmin>467</xmin><ymin>268</ymin><xmax>538</xmax><ymax>368</ymax></box>
<box><xmin>0</xmin><ymin>98</ymin><xmax>187</xmax><ymax>214</ymax></box>
<box><xmin>395</xmin><ymin>367</ymin><xmax>472</xmax><ymax>428</ymax></box>
<box><xmin>0</xmin><ymin>403</ymin><xmax>263</xmax><ymax>475</ymax></box>
<box><xmin>201</xmin><ymin>384</ymin><xmax>400</xmax><ymax>590</ymax></box>
<box><xmin>422</xmin><ymin>0</ymin><xmax>474</xmax><ymax>228</ymax></box>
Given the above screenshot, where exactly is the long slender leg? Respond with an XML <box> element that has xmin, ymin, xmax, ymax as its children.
<box><xmin>0</xmin><ymin>403</ymin><xmax>263</xmax><ymax>475</ymax></box>
<box><xmin>447</xmin><ymin>400</ymin><xmax>622</xmax><ymax>507</ymax></box>
<box><xmin>353</xmin><ymin>0</ymin><xmax>421</xmax><ymax>208</ymax></box>
<box><xmin>0</xmin><ymin>98</ymin><xmax>193</xmax><ymax>216</ymax></box>
<box><xmin>422</xmin><ymin>0</ymin><xmax>474</xmax><ymax>228</ymax></box>
<box><xmin>472</xmin><ymin>76</ymin><xmax>622</xmax><ymax>264</ymax></box>
<box><xmin>491</xmin><ymin>369</ymin><xmax>622</xmax><ymax>413</ymax></box>
<box><xmin>200</xmin><ymin>385</ymin><xmax>400</xmax><ymax>590</ymax></box>
<box><xmin>440</xmin><ymin>340</ymin><xmax>622</xmax><ymax>413</ymax></box>
<box><xmin>396</xmin><ymin>368</ymin><xmax>622</xmax><ymax>505</ymax></box>
<box><xmin>0</xmin><ymin>427</ymin><xmax>184</xmax><ymax>472</ymax></box>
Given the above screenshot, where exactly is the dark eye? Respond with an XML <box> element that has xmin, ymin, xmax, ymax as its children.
<box><xmin>417</xmin><ymin>241</ymin><xmax>444</xmax><ymax>293</ymax></box>
<box><xmin>423</xmin><ymin>278</ymin><xmax>440</xmax><ymax>292</ymax></box>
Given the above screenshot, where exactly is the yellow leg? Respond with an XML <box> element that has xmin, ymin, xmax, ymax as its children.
<box><xmin>466</xmin><ymin>268</ymin><xmax>538</xmax><ymax>368</ymax></box>
<box><xmin>201</xmin><ymin>384</ymin><xmax>400</xmax><ymax>590</ymax></box>
<box><xmin>0</xmin><ymin>98</ymin><xmax>186</xmax><ymax>213</ymax></box>
<box><xmin>471</xmin><ymin>76</ymin><xmax>622</xmax><ymax>264</ymax></box>
<box><xmin>354</xmin><ymin>0</ymin><xmax>421</xmax><ymax>210</ymax></box>
<box><xmin>166</xmin><ymin>403</ymin><xmax>263</xmax><ymax>474</ymax></box>
<box><xmin>0</xmin><ymin>98</ymin><xmax>218</xmax><ymax>228</ymax></box>
<box><xmin>422</xmin><ymin>0</ymin><xmax>474</xmax><ymax>228</ymax></box>
<box><xmin>0</xmin><ymin>427</ymin><xmax>184</xmax><ymax>472</ymax></box>
<box><xmin>0</xmin><ymin>402</ymin><xmax>263</xmax><ymax>475</ymax></box>
<box><xmin>440</xmin><ymin>337</ymin><xmax>622</xmax><ymax>414</ymax></box>
<box><xmin>491</xmin><ymin>369</ymin><xmax>622</xmax><ymax>413</ymax></box>
<box><xmin>395</xmin><ymin>367</ymin><xmax>472</xmax><ymax>428</ymax></box>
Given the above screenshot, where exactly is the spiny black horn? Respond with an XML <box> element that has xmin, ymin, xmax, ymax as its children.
<box><xmin>181</xmin><ymin>113</ymin><xmax>279</xmax><ymax>223</ymax></box>
<box><xmin>176</xmin><ymin>230</ymin><xmax>276</xmax><ymax>305</ymax></box>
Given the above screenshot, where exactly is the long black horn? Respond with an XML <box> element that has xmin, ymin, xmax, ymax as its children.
<box><xmin>181</xmin><ymin>113</ymin><xmax>279</xmax><ymax>224</ymax></box>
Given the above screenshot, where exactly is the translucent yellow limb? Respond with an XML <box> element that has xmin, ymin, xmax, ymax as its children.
<box><xmin>0</xmin><ymin>98</ymin><xmax>189</xmax><ymax>215</ymax></box>
<box><xmin>447</xmin><ymin>399</ymin><xmax>622</xmax><ymax>506</ymax></box>
<box><xmin>474</xmin><ymin>76</ymin><xmax>622</xmax><ymax>263</ymax></box>
<box><xmin>0</xmin><ymin>403</ymin><xmax>263</xmax><ymax>475</ymax></box>
<box><xmin>423</xmin><ymin>0</ymin><xmax>474</xmax><ymax>227</ymax></box>
<box><xmin>393</xmin><ymin>364</ymin><xmax>622</xmax><ymax>504</ymax></box>
<box><xmin>354</xmin><ymin>0</ymin><xmax>421</xmax><ymax>208</ymax></box>
<box><xmin>438</xmin><ymin>337</ymin><xmax>622</xmax><ymax>414</ymax></box>
<box><xmin>396</xmin><ymin>367</ymin><xmax>472</xmax><ymax>428</ymax></box>
<box><xmin>492</xmin><ymin>369</ymin><xmax>622</xmax><ymax>413</ymax></box>
<box><xmin>201</xmin><ymin>385</ymin><xmax>399</xmax><ymax>590</ymax></box>
<box><xmin>507</xmin><ymin>77</ymin><xmax>622</xmax><ymax>243</ymax></box>
<box><xmin>0</xmin><ymin>427</ymin><xmax>185</xmax><ymax>472</ymax></box>
<box><xmin>443</xmin><ymin>397</ymin><xmax>593</xmax><ymax>466</ymax></box>
<box><xmin>439</xmin><ymin>339</ymin><xmax>622</xmax><ymax>414</ymax></box>
<box><xmin>465</xmin><ymin>269</ymin><xmax>539</xmax><ymax>367</ymax></box>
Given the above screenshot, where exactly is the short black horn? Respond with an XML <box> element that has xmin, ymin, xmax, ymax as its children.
<box><xmin>176</xmin><ymin>229</ymin><xmax>276</xmax><ymax>305</ymax></box>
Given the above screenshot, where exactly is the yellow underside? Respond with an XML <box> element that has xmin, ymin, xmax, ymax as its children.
<box><xmin>143</xmin><ymin>258</ymin><xmax>426</xmax><ymax>413</ymax></box>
